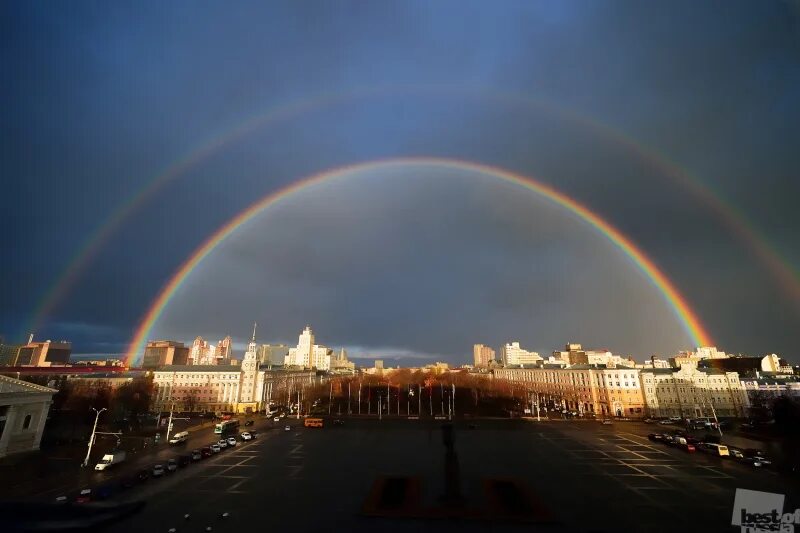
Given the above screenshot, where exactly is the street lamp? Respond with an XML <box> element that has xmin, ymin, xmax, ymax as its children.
<box><xmin>82</xmin><ymin>407</ymin><xmax>107</xmax><ymax>467</ymax></box>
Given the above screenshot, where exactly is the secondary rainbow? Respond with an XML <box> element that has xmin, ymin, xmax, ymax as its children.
<box><xmin>125</xmin><ymin>157</ymin><xmax>713</xmax><ymax>364</ymax></box>
<box><xmin>31</xmin><ymin>86</ymin><xmax>797</xmax><ymax>340</ymax></box>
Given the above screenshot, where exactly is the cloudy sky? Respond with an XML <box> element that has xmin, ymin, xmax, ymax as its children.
<box><xmin>2</xmin><ymin>1</ymin><xmax>798</xmax><ymax>364</ymax></box>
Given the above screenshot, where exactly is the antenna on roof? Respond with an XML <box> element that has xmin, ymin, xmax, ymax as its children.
<box><xmin>252</xmin><ymin>322</ymin><xmax>257</xmax><ymax>343</ymax></box>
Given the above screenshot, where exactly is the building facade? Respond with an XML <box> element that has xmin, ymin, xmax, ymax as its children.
<box><xmin>257</xmin><ymin>344</ymin><xmax>289</xmax><ymax>366</ymax></box>
<box><xmin>0</xmin><ymin>343</ymin><xmax>21</xmax><ymax>367</ymax></box>
<box><xmin>284</xmin><ymin>326</ymin><xmax>332</xmax><ymax>370</ymax></box>
<box><xmin>0</xmin><ymin>375</ymin><xmax>57</xmax><ymax>458</ymax></box>
<box><xmin>151</xmin><ymin>363</ymin><xmax>318</xmax><ymax>414</ymax></box>
<box><xmin>473</xmin><ymin>344</ymin><xmax>495</xmax><ymax>367</ymax></box>
<box><xmin>500</xmin><ymin>342</ymin><xmax>542</xmax><ymax>367</ymax></box>
<box><xmin>142</xmin><ymin>340</ymin><xmax>190</xmax><ymax>369</ymax></box>
<box><xmin>495</xmin><ymin>365</ymin><xmax>646</xmax><ymax>418</ymax></box>
<box><xmin>14</xmin><ymin>340</ymin><xmax>72</xmax><ymax>367</ymax></box>
<box><xmin>639</xmin><ymin>365</ymin><xmax>749</xmax><ymax>418</ymax></box>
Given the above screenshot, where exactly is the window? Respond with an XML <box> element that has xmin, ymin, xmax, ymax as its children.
<box><xmin>23</xmin><ymin>414</ymin><xmax>32</xmax><ymax>429</ymax></box>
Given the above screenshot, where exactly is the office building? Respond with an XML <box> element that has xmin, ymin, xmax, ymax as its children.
<box><xmin>142</xmin><ymin>340</ymin><xmax>190</xmax><ymax>369</ymax></box>
<box><xmin>284</xmin><ymin>326</ymin><xmax>332</xmax><ymax>370</ymax></box>
<box><xmin>15</xmin><ymin>340</ymin><xmax>72</xmax><ymax>367</ymax></box>
<box><xmin>639</xmin><ymin>366</ymin><xmax>748</xmax><ymax>418</ymax></box>
<box><xmin>0</xmin><ymin>343</ymin><xmax>21</xmax><ymax>367</ymax></box>
<box><xmin>473</xmin><ymin>344</ymin><xmax>495</xmax><ymax>367</ymax></box>
<box><xmin>257</xmin><ymin>344</ymin><xmax>289</xmax><ymax>366</ymax></box>
<box><xmin>500</xmin><ymin>342</ymin><xmax>542</xmax><ymax>367</ymax></box>
<box><xmin>495</xmin><ymin>365</ymin><xmax>646</xmax><ymax>418</ymax></box>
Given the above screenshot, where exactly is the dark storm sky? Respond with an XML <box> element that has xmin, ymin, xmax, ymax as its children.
<box><xmin>2</xmin><ymin>1</ymin><xmax>798</xmax><ymax>364</ymax></box>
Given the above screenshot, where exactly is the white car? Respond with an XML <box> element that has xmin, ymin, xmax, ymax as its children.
<box><xmin>274</xmin><ymin>417</ymin><xmax>280</xmax><ymax>422</ymax></box>
<box><xmin>227</xmin><ymin>436</ymin><xmax>237</xmax><ymax>447</ymax></box>
<box><xmin>241</xmin><ymin>432</ymin><xmax>252</xmax><ymax>441</ymax></box>
<box><xmin>284</xmin><ymin>425</ymin><xmax>291</xmax><ymax>432</ymax></box>
<box><xmin>211</xmin><ymin>444</ymin><xmax>221</xmax><ymax>453</ymax></box>
<box><xmin>217</xmin><ymin>439</ymin><xmax>228</xmax><ymax>449</ymax></box>
<box><xmin>152</xmin><ymin>464</ymin><xmax>165</xmax><ymax>477</ymax></box>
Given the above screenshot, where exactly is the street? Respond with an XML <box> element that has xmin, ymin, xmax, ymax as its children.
<box><xmin>91</xmin><ymin>417</ymin><xmax>800</xmax><ymax>533</ymax></box>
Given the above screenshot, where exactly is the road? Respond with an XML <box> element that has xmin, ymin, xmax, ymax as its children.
<box><xmin>94</xmin><ymin>417</ymin><xmax>800</xmax><ymax>533</ymax></box>
<box><xmin>0</xmin><ymin>417</ymin><xmax>273</xmax><ymax>503</ymax></box>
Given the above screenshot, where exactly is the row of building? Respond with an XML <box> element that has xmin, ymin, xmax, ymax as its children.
<box><xmin>491</xmin><ymin>343</ymin><xmax>798</xmax><ymax>419</ymax></box>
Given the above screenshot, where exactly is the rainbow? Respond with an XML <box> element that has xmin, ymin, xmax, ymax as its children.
<box><xmin>125</xmin><ymin>157</ymin><xmax>713</xmax><ymax>364</ymax></box>
<box><xmin>29</xmin><ymin>86</ymin><xmax>799</xmax><ymax>340</ymax></box>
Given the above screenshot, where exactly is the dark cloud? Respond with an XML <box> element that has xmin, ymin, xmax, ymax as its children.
<box><xmin>2</xmin><ymin>2</ymin><xmax>797</xmax><ymax>361</ymax></box>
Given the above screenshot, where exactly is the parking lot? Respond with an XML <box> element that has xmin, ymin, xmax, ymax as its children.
<box><xmin>90</xmin><ymin>418</ymin><xmax>799</xmax><ymax>532</ymax></box>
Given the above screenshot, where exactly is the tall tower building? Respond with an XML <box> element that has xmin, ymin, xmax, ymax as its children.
<box><xmin>239</xmin><ymin>323</ymin><xmax>259</xmax><ymax>404</ymax></box>
<box><xmin>473</xmin><ymin>344</ymin><xmax>495</xmax><ymax>367</ymax></box>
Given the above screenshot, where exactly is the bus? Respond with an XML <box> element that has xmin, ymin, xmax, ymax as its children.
<box><xmin>304</xmin><ymin>418</ymin><xmax>324</xmax><ymax>428</ymax></box>
<box><xmin>215</xmin><ymin>419</ymin><xmax>239</xmax><ymax>434</ymax></box>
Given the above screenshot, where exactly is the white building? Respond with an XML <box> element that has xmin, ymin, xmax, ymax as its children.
<box><xmin>284</xmin><ymin>326</ymin><xmax>332</xmax><ymax>370</ymax></box>
<box><xmin>0</xmin><ymin>375</ymin><xmax>57</xmax><ymax>457</ymax></box>
<box><xmin>639</xmin><ymin>365</ymin><xmax>749</xmax><ymax>418</ymax></box>
<box><xmin>500</xmin><ymin>342</ymin><xmax>542</xmax><ymax>367</ymax></box>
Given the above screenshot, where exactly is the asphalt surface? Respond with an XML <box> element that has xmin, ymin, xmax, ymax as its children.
<box><xmin>87</xmin><ymin>418</ymin><xmax>800</xmax><ymax>533</ymax></box>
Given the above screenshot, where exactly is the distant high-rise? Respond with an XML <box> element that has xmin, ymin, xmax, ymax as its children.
<box><xmin>142</xmin><ymin>340</ymin><xmax>189</xmax><ymax>369</ymax></box>
<box><xmin>14</xmin><ymin>339</ymin><xmax>72</xmax><ymax>367</ymax></box>
<box><xmin>0</xmin><ymin>342</ymin><xmax>21</xmax><ymax>366</ymax></box>
<box><xmin>473</xmin><ymin>344</ymin><xmax>495</xmax><ymax>367</ymax></box>
<box><xmin>500</xmin><ymin>342</ymin><xmax>541</xmax><ymax>367</ymax></box>
<box><xmin>284</xmin><ymin>326</ymin><xmax>331</xmax><ymax>370</ymax></box>
<box><xmin>257</xmin><ymin>344</ymin><xmax>289</xmax><ymax>366</ymax></box>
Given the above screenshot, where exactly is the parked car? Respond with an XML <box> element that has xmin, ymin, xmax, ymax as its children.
<box><xmin>241</xmin><ymin>432</ymin><xmax>252</xmax><ymax>441</ymax></box>
<box><xmin>152</xmin><ymin>464</ymin><xmax>165</xmax><ymax>477</ymax></box>
<box><xmin>284</xmin><ymin>425</ymin><xmax>291</xmax><ymax>431</ymax></box>
<box><xmin>601</xmin><ymin>419</ymin><xmax>613</xmax><ymax>425</ymax></box>
<box><xmin>227</xmin><ymin>437</ymin><xmax>237</xmax><ymax>447</ymax></box>
<box><xmin>217</xmin><ymin>439</ymin><xmax>228</xmax><ymax>449</ymax></box>
<box><xmin>333</xmin><ymin>419</ymin><xmax>344</xmax><ymax>426</ymax></box>
<box><xmin>211</xmin><ymin>444</ymin><xmax>221</xmax><ymax>453</ymax></box>
<box><xmin>75</xmin><ymin>489</ymin><xmax>92</xmax><ymax>504</ymax></box>
<box><xmin>744</xmin><ymin>449</ymin><xmax>772</xmax><ymax>466</ymax></box>
<box><xmin>643</xmin><ymin>418</ymin><xmax>655</xmax><ymax>424</ymax></box>
<box><xmin>201</xmin><ymin>447</ymin><xmax>212</xmax><ymax>458</ymax></box>
<box><xmin>167</xmin><ymin>458</ymin><xmax>178</xmax><ymax>472</ymax></box>
<box><xmin>191</xmin><ymin>449</ymin><xmax>202</xmax><ymax>461</ymax></box>
<box><xmin>249</xmin><ymin>430</ymin><xmax>258</xmax><ymax>439</ymax></box>
<box><xmin>679</xmin><ymin>442</ymin><xmax>696</xmax><ymax>453</ymax></box>
<box><xmin>648</xmin><ymin>433</ymin><xmax>665</xmax><ymax>442</ymax></box>
<box><xmin>659</xmin><ymin>420</ymin><xmax>673</xmax><ymax>425</ymax></box>
<box><xmin>244</xmin><ymin>420</ymin><xmax>254</xmax><ymax>427</ymax></box>
<box><xmin>178</xmin><ymin>455</ymin><xmax>192</xmax><ymax>467</ymax></box>
<box><xmin>274</xmin><ymin>417</ymin><xmax>281</xmax><ymax>422</ymax></box>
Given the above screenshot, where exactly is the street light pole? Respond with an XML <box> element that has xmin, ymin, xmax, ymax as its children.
<box><xmin>82</xmin><ymin>407</ymin><xmax>106</xmax><ymax>467</ymax></box>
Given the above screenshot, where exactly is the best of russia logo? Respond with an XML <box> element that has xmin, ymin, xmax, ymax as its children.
<box><xmin>732</xmin><ymin>488</ymin><xmax>799</xmax><ymax>532</ymax></box>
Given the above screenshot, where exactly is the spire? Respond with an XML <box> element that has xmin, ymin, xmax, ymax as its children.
<box><xmin>252</xmin><ymin>322</ymin><xmax>257</xmax><ymax>343</ymax></box>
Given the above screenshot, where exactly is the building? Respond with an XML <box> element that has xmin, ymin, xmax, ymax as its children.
<box><xmin>639</xmin><ymin>365</ymin><xmax>749</xmax><ymax>418</ymax></box>
<box><xmin>670</xmin><ymin>346</ymin><xmax>728</xmax><ymax>369</ymax></box>
<box><xmin>329</xmin><ymin>348</ymin><xmax>355</xmax><ymax>373</ymax></box>
<box><xmin>473</xmin><ymin>344</ymin><xmax>495</xmax><ymax>367</ymax></box>
<box><xmin>0</xmin><ymin>343</ymin><xmax>21</xmax><ymax>367</ymax></box>
<box><xmin>495</xmin><ymin>365</ymin><xmax>646</xmax><ymax>418</ymax></box>
<box><xmin>216</xmin><ymin>336</ymin><xmax>233</xmax><ymax>360</ymax></box>
<box><xmin>741</xmin><ymin>376</ymin><xmax>800</xmax><ymax>418</ymax></box>
<box><xmin>151</xmin><ymin>364</ymin><xmax>318</xmax><ymax>413</ymax></box>
<box><xmin>697</xmin><ymin>354</ymin><xmax>793</xmax><ymax>378</ymax></box>
<box><xmin>284</xmin><ymin>326</ymin><xmax>332</xmax><ymax>370</ymax></box>
<box><xmin>257</xmin><ymin>344</ymin><xmax>289</xmax><ymax>366</ymax></box>
<box><xmin>553</xmin><ymin>343</ymin><xmax>634</xmax><ymax>368</ymax></box>
<box><xmin>0</xmin><ymin>375</ymin><xmax>57</xmax><ymax>458</ymax></box>
<box><xmin>500</xmin><ymin>342</ymin><xmax>542</xmax><ymax>367</ymax></box>
<box><xmin>14</xmin><ymin>340</ymin><xmax>72</xmax><ymax>367</ymax></box>
<box><xmin>142</xmin><ymin>340</ymin><xmax>190</xmax><ymax>369</ymax></box>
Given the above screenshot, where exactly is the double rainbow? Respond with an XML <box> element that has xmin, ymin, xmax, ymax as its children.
<box><xmin>125</xmin><ymin>157</ymin><xmax>712</xmax><ymax>364</ymax></box>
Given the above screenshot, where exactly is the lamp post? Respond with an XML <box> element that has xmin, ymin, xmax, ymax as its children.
<box><xmin>82</xmin><ymin>407</ymin><xmax>106</xmax><ymax>467</ymax></box>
